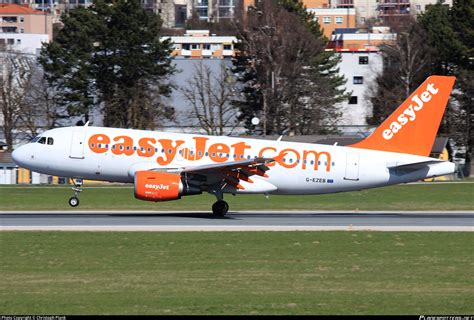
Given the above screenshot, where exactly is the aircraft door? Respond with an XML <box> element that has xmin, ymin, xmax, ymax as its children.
<box><xmin>344</xmin><ymin>152</ymin><xmax>359</xmax><ymax>181</ymax></box>
<box><xmin>69</xmin><ymin>130</ymin><xmax>86</xmax><ymax>159</ymax></box>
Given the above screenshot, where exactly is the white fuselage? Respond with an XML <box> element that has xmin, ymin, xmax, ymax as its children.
<box><xmin>12</xmin><ymin>126</ymin><xmax>455</xmax><ymax>195</ymax></box>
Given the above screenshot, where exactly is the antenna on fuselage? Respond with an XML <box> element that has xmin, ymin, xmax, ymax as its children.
<box><xmin>277</xmin><ymin>136</ymin><xmax>283</xmax><ymax>142</ymax></box>
<box><xmin>84</xmin><ymin>121</ymin><xmax>90</xmax><ymax>127</ymax></box>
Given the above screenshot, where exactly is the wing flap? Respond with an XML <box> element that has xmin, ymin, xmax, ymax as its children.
<box><xmin>176</xmin><ymin>157</ymin><xmax>275</xmax><ymax>192</ymax></box>
<box><xmin>172</xmin><ymin>157</ymin><xmax>274</xmax><ymax>174</ymax></box>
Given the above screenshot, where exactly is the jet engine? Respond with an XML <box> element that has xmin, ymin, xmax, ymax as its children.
<box><xmin>134</xmin><ymin>171</ymin><xmax>201</xmax><ymax>202</ymax></box>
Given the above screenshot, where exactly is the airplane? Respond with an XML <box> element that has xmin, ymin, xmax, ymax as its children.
<box><xmin>12</xmin><ymin>75</ymin><xmax>456</xmax><ymax>216</ymax></box>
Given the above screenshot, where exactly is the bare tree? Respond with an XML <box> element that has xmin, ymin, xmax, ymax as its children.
<box><xmin>180</xmin><ymin>61</ymin><xmax>240</xmax><ymax>135</ymax></box>
<box><xmin>368</xmin><ymin>20</ymin><xmax>433</xmax><ymax>125</ymax></box>
<box><xmin>18</xmin><ymin>64</ymin><xmax>68</xmax><ymax>140</ymax></box>
<box><xmin>0</xmin><ymin>51</ymin><xmax>35</xmax><ymax>150</ymax></box>
<box><xmin>1</xmin><ymin>49</ymin><xmax>69</xmax><ymax>148</ymax></box>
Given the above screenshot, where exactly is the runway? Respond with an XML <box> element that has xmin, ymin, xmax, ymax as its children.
<box><xmin>1</xmin><ymin>211</ymin><xmax>473</xmax><ymax>231</ymax></box>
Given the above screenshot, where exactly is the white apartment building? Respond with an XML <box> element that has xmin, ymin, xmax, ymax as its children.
<box><xmin>334</xmin><ymin>48</ymin><xmax>383</xmax><ymax>132</ymax></box>
<box><xmin>0</xmin><ymin>32</ymin><xmax>48</xmax><ymax>54</ymax></box>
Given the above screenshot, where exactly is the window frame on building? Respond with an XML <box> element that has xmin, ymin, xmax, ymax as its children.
<box><xmin>353</xmin><ymin>76</ymin><xmax>363</xmax><ymax>84</ymax></box>
<box><xmin>322</xmin><ymin>16</ymin><xmax>331</xmax><ymax>24</ymax></box>
<box><xmin>359</xmin><ymin>56</ymin><xmax>369</xmax><ymax>65</ymax></box>
<box><xmin>349</xmin><ymin>96</ymin><xmax>358</xmax><ymax>104</ymax></box>
<box><xmin>335</xmin><ymin>16</ymin><xmax>343</xmax><ymax>24</ymax></box>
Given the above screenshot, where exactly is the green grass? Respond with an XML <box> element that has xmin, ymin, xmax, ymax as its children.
<box><xmin>0</xmin><ymin>231</ymin><xmax>473</xmax><ymax>314</ymax></box>
<box><xmin>0</xmin><ymin>182</ymin><xmax>473</xmax><ymax>211</ymax></box>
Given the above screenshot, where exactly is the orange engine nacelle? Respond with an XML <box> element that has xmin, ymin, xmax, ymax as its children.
<box><xmin>134</xmin><ymin>171</ymin><xmax>201</xmax><ymax>202</ymax></box>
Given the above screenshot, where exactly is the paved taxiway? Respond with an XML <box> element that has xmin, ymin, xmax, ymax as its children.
<box><xmin>1</xmin><ymin>211</ymin><xmax>473</xmax><ymax>231</ymax></box>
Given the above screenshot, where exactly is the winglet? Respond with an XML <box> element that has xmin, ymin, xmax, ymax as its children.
<box><xmin>350</xmin><ymin>76</ymin><xmax>456</xmax><ymax>156</ymax></box>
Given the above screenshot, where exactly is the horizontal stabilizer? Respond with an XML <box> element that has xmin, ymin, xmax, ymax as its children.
<box><xmin>387</xmin><ymin>160</ymin><xmax>443</xmax><ymax>171</ymax></box>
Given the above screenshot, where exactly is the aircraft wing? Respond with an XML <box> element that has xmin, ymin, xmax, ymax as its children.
<box><xmin>167</xmin><ymin>157</ymin><xmax>275</xmax><ymax>190</ymax></box>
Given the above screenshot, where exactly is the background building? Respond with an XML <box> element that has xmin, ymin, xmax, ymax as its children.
<box><xmin>306</xmin><ymin>8</ymin><xmax>356</xmax><ymax>37</ymax></box>
<box><xmin>0</xmin><ymin>3</ymin><xmax>52</xmax><ymax>54</ymax></box>
<box><xmin>333</xmin><ymin>48</ymin><xmax>383</xmax><ymax>132</ymax></box>
<box><xmin>163</xmin><ymin>29</ymin><xmax>238</xmax><ymax>59</ymax></box>
<box><xmin>329</xmin><ymin>27</ymin><xmax>395</xmax><ymax>50</ymax></box>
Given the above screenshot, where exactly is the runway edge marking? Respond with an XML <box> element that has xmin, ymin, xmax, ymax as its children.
<box><xmin>1</xmin><ymin>226</ymin><xmax>473</xmax><ymax>232</ymax></box>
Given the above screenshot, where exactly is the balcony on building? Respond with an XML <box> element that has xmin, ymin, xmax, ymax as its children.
<box><xmin>377</xmin><ymin>0</ymin><xmax>411</xmax><ymax>15</ymax></box>
<box><xmin>1</xmin><ymin>26</ymin><xmax>17</xmax><ymax>33</ymax></box>
<box><xmin>163</xmin><ymin>30</ymin><xmax>238</xmax><ymax>59</ymax></box>
<box><xmin>336</xmin><ymin>0</ymin><xmax>354</xmax><ymax>8</ymax></box>
<box><xmin>1</xmin><ymin>16</ymin><xmax>18</xmax><ymax>23</ymax></box>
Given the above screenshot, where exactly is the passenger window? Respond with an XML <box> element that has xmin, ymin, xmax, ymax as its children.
<box><xmin>38</xmin><ymin>137</ymin><xmax>46</xmax><ymax>144</ymax></box>
<box><xmin>47</xmin><ymin>137</ymin><xmax>54</xmax><ymax>145</ymax></box>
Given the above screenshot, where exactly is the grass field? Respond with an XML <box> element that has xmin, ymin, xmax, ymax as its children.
<box><xmin>0</xmin><ymin>182</ymin><xmax>473</xmax><ymax>211</ymax></box>
<box><xmin>0</xmin><ymin>231</ymin><xmax>473</xmax><ymax>315</ymax></box>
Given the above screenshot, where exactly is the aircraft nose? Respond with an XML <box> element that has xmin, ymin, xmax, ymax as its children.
<box><xmin>12</xmin><ymin>145</ymin><xmax>30</xmax><ymax>168</ymax></box>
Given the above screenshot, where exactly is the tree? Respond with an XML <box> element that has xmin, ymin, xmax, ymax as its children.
<box><xmin>1</xmin><ymin>50</ymin><xmax>68</xmax><ymax>148</ymax></box>
<box><xmin>0</xmin><ymin>53</ymin><xmax>32</xmax><ymax>149</ymax></box>
<box><xmin>418</xmin><ymin>1</ymin><xmax>467</xmax><ymax>74</ymax></box>
<box><xmin>418</xmin><ymin>0</ymin><xmax>473</xmax><ymax>174</ymax></box>
<box><xmin>233</xmin><ymin>0</ymin><xmax>348</xmax><ymax>135</ymax></box>
<box><xmin>368</xmin><ymin>20</ymin><xmax>433</xmax><ymax>125</ymax></box>
<box><xmin>38</xmin><ymin>6</ymin><xmax>100</xmax><ymax>123</ymax></box>
<box><xmin>448</xmin><ymin>0</ymin><xmax>473</xmax><ymax>175</ymax></box>
<box><xmin>39</xmin><ymin>0</ymin><xmax>175</xmax><ymax>129</ymax></box>
<box><xmin>18</xmin><ymin>64</ymin><xmax>68</xmax><ymax>139</ymax></box>
<box><xmin>180</xmin><ymin>61</ymin><xmax>240</xmax><ymax>135</ymax></box>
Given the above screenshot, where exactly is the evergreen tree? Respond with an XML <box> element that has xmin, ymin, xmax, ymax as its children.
<box><xmin>370</xmin><ymin>1</ymin><xmax>473</xmax><ymax>175</ymax></box>
<box><xmin>418</xmin><ymin>1</ymin><xmax>466</xmax><ymax>74</ymax></box>
<box><xmin>39</xmin><ymin>0</ymin><xmax>175</xmax><ymax>129</ymax></box>
<box><xmin>232</xmin><ymin>42</ymin><xmax>263</xmax><ymax>135</ymax></box>
<box><xmin>448</xmin><ymin>0</ymin><xmax>474</xmax><ymax>175</ymax></box>
<box><xmin>233</xmin><ymin>0</ymin><xmax>348</xmax><ymax>135</ymax></box>
<box><xmin>38</xmin><ymin>7</ymin><xmax>100</xmax><ymax>122</ymax></box>
<box><xmin>279</xmin><ymin>0</ymin><xmax>348</xmax><ymax>134</ymax></box>
<box><xmin>418</xmin><ymin>0</ymin><xmax>473</xmax><ymax>174</ymax></box>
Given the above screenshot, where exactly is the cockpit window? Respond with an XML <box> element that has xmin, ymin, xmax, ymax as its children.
<box><xmin>31</xmin><ymin>136</ymin><xmax>40</xmax><ymax>143</ymax></box>
<box><xmin>47</xmin><ymin>137</ymin><xmax>54</xmax><ymax>145</ymax></box>
<box><xmin>38</xmin><ymin>137</ymin><xmax>46</xmax><ymax>144</ymax></box>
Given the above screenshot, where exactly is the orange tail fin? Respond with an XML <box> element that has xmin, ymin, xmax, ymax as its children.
<box><xmin>350</xmin><ymin>75</ymin><xmax>456</xmax><ymax>156</ymax></box>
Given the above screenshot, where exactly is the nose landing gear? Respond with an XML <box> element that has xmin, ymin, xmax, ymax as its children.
<box><xmin>68</xmin><ymin>178</ymin><xmax>83</xmax><ymax>207</ymax></box>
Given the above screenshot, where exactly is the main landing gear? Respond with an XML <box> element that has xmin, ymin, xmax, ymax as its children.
<box><xmin>68</xmin><ymin>178</ymin><xmax>83</xmax><ymax>207</ymax></box>
<box><xmin>212</xmin><ymin>200</ymin><xmax>229</xmax><ymax>216</ymax></box>
<box><xmin>210</xmin><ymin>189</ymin><xmax>229</xmax><ymax>217</ymax></box>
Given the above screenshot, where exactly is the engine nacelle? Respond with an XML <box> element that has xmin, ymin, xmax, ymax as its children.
<box><xmin>134</xmin><ymin>171</ymin><xmax>201</xmax><ymax>202</ymax></box>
